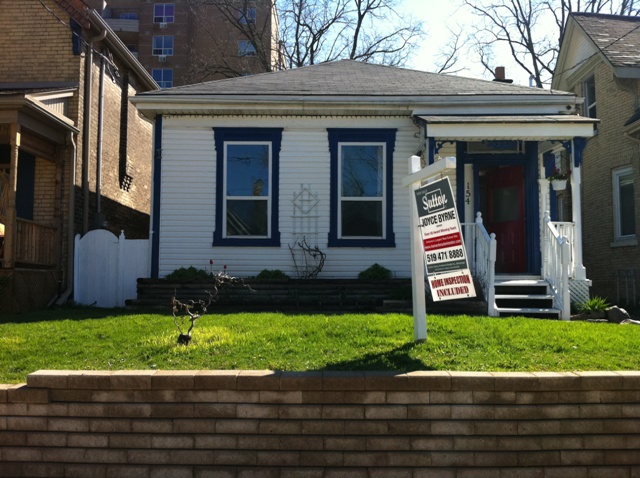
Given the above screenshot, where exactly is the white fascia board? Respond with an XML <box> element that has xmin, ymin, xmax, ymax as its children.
<box><xmin>425</xmin><ymin>121</ymin><xmax>594</xmax><ymax>140</ymax></box>
<box><xmin>132</xmin><ymin>93</ymin><xmax>577</xmax><ymax>108</ymax></box>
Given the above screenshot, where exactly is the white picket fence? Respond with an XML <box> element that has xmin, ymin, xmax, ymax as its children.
<box><xmin>74</xmin><ymin>230</ymin><xmax>150</xmax><ymax>307</ymax></box>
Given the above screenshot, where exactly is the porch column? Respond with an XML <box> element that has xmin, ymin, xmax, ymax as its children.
<box><xmin>571</xmin><ymin>138</ymin><xmax>587</xmax><ymax>280</ymax></box>
<box><xmin>3</xmin><ymin>123</ymin><xmax>19</xmax><ymax>268</ymax></box>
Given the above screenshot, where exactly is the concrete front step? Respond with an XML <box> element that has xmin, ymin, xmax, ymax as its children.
<box><xmin>493</xmin><ymin>276</ymin><xmax>560</xmax><ymax>319</ymax></box>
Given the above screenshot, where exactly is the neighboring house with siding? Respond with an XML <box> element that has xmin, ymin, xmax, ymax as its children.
<box><xmin>0</xmin><ymin>0</ymin><xmax>157</xmax><ymax>313</ymax></box>
<box><xmin>134</xmin><ymin>60</ymin><xmax>596</xmax><ymax>319</ymax></box>
<box><xmin>553</xmin><ymin>13</ymin><xmax>640</xmax><ymax>306</ymax></box>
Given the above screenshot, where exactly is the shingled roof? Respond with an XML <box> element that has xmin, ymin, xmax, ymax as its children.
<box><xmin>140</xmin><ymin>60</ymin><xmax>571</xmax><ymax>98</ymax></box>
<box><xmin>571</xmin><ymin>12</ymin><xmax>640</xmax><ymax>69</ymax></box>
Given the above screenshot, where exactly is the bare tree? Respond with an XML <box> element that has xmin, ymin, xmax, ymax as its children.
<box><xmin>463</xmin><ymin>0</ymin><xmax>640</xmax><ymax>87</ymax></box>
<box><xmin>434</xmin><ymin>28</ymin><xmax>468</xmax><ymax>74</ymax></box>
<box><xmin>186</xmin><ymin>0</ymin><xmax>424</xmax><ymax>81</ymax></box>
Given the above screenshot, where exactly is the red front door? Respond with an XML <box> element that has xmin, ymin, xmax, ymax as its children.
<box><xmin>481</xmin><ymin>165</ymin><xmax>526</xmax><ymax>273</ymax></box>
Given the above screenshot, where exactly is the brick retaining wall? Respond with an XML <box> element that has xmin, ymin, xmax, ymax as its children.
<box><xmin>1</xmin><ymin>370</ymin><xmax>640</xmax><ymax>477</ymax></box>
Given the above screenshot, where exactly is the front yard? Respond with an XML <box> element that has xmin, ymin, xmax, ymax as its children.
<box><xmin>1</xmin><ymin>307</ymin><xmax>639</xmax><ymax>383</ymax></box>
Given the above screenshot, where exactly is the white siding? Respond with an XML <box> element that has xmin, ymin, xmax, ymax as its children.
<box><xmin>158</xmin><ymin>115</ymin><xmax>434</xmax><ymax>279</ymax></box>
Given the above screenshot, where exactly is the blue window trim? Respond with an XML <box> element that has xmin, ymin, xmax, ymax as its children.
<box><xmin>213</xmin><ymin>128</ymin><xmax>282</xmax><ymax>247</ymax></box>
<box><xmin>327</xmin><ymin>128</ymin><xmax>396</xmax><ymax>248</ymax></box>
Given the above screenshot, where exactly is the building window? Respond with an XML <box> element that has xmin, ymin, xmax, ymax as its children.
<box><xmin>152</xmin><ymin>68</ymin><xmax>173</xmax><ymax>88</ymax></box>
<box><xmin>152</xmin><ymin>36</ymin><xmax>174</xmax><ymax>56</ymax></box>
<box><xmin>613</xmin><ymin>166</ymin><xmax>636</xmax><ymax>241</ymax></box>
<box><xmin>213</xmin><ymin>128</ymin><xmax>283</xmax><ymax>246</ymax></box>
<box><xmin>584</xmin><ymin>75</ymin><xmax>597</xmax><ymax>119</ymax></box>
<box><xmin>327</xmin><ymin>129</ymin><xmax>396</xmax><ymax>247</ymax></box>
<box><xmin>127</xmin><ymin>45</ymin><xmax>139</xmax><ymax>57</ymax></box>
<box><xmin>120</xmin><ymin>12</ymin><xmax>139</xmax><ymax>20</ymax></box>
<box><xmin>239</xmin><ymin>7</ymin><xmax>256</xmax><ymax>24</ymax></box>
<box><xmin>238</xmin><ymin>40</ymin><xmax>257</xmax><ymax>56</ymax></box>
<box><xmin>153</xmin><ymin>3</ymin><xmax>175</xmax><ymax>23</ymax></box>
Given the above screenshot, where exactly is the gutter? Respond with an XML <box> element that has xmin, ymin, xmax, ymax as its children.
<box><xmin>55</xmin><ymin>131</ymin><xmax>78</xmax><ymax>306</ymax></box>
<box><xmin>131</xmin><ymin>94</ymin><xmax>581</xmax><ymax>119</ymax></box>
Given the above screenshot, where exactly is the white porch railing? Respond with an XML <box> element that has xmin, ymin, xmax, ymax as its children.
<box><xmin>543</xmin><ymin>212</ymin><xmax>571</xmax><ymax>320</ymax></box>
<box><xmin>551</xmin><ymin>221</ymin><xmax>575</xmax><ymax>278</ymax></box>
<box><xmin>461</xmin><ymin>212</ymin><xmax>497</xmax><ymax>316</ymax></box>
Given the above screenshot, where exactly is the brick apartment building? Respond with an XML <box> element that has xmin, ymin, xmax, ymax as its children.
<box><xmin>553</xmin><ymin>13</ymin><xmax>640</xmax><ymax>305</ymax></box>
<box><xmin>102</xmin><ymin>0</ymin><xmax>280</xmax><ymax>87</ymax></box>
<box><xmin>0</xmin><ymin>0</ymin><xmax>157</xmax><ymax>312</ymax></box>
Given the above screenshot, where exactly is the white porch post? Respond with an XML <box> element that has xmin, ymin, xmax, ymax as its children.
<box><xmin>538</xmin><ymin>178</ymin><xmax>549</xmax><ymax>277</ymax></box>
<box><xmin>408</xmin><ymin>155</ymin><xmax>427</xmax><ymax>342</ymax></box>
<box><xmin>571</xmin><ymin>139</ymin><xmax>587</xmax><ymax>280</ymax></box>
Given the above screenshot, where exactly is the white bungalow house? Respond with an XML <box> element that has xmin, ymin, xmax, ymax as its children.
<box><xmin>133</xmin><ymin>60</ymin><xmax>596</xmax><ymax>319</ymax></box>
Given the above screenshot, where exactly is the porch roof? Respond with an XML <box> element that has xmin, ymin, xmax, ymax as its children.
<box><xmin>0</xmin><ymin>89</ymin><xmax>79</xmax><ymax>146</ymax></box>
<box><xmin>417</xmin><ymin>115</ymin><xmax>597</xmax><ymax>141</ymax></box>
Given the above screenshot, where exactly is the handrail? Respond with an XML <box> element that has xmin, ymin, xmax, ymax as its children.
<box><xmin>461</xmin><ymin>212</ymin><xmax>497</xmax><ymax>316</ymax></box>
<box><xmin>551</xmin><ymin>221</ymin><xmax>575</xmax><ymax>278</ymax></box>
<box><xmin>543</xmin><ymin>212</ymin><xmax>571</xmax><ymax>320</ymax></box>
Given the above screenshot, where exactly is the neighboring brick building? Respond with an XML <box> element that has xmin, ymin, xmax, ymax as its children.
<box><xmin>553</xmin><ymin>13</ymin><xmax>640</xmax><ymax>306</ymax></box>
<box><xmin>0</xmin><ymin>0</ymin><xmax>157</xmax><ymax>312</ymax></box>
<box><xmin>102</xmin><ymin>0</ymin><xmax>280</xmax><ymax>87</ymax></box>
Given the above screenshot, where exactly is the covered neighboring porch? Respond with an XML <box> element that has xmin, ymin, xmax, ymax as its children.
<box><xmin>415</xmin><ymin>114</ymin><xmax>596</xmax><ymax>320</ymax></box>
<box><xmin>0</xmin><ymin>89</ymin><xmax>77</xmax><ymax>312</ymax></box>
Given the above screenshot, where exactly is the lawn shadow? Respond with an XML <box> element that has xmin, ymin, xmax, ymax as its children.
<box><xmin>317</xmin><ymin>342</ymin><xmax>436</xmax><ymax>372</ymax></box>
<box><xmin>0</xmin><ymin>306</ymin><xmax>134</xmax><ymax>324</ymax></box>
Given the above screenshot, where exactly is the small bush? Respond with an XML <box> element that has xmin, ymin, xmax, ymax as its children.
<box><xmin>256</xmin><ymin>269</ymin><xmax>290</xmax><ymax>280</ymax></box>
<box><xmin>166</xmin><ymin>266</ymin><xmax>211</xmax><ymax>280</ymax></box>
<box><xmin>577</xmin><ymin>295</ymin><xmax>610</xmax><ymax>313</ymax></box>
<box><xmin>358</xmin><ymin>263</ymin><xmax>392</xmax><ymax>280</ymax></box>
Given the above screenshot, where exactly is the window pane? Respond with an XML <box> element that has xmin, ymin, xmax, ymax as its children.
<box><xmin>585</xmin><ymin>76</ymin><xmax>596</xmax><ymax>119</ymax></box>
<box><xmin>619</xmin><ymin>174</ymin><xmax>636</xmax><ymax>236</ymax></box>
<box><xmin>341</xmin><ymin>201</ymin><xmax>383</xmax><ymax>237</ymax></box>
<box><xmin>238</xmin><ymin>40</ymin><xmax>257</xmax><ymax>56</ymax></box>
<box><xmin>152</xmin><ymin>69</ymin><xmax>173</xmax><ymax>88</ymax></box>
<box><xmin>227</xmin><ymin>199</ymin><xmax>268</xmax><ymax>236</ymax></box>
<box><xmin>152</xmin><ymin>36</ymin><xmax>173</xmax><ymax>55</ymax></box>
<box><xmin>226</xmin><ymin>144</ymin><xmax>269</xmax><ymax>196</ymax></box>
<box><xmin>341</xmin><ymin>145</ymin><xmax>383</xmax><ymax>197</ymax></box>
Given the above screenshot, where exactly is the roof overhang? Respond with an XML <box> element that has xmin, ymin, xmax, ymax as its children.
<box><xmin>0</xmin><ymin>94</ymin><xmax>79</xmax><ymax>144</ymax></box>
<box><xmin>417</xmin><ymin>115</ymin><xmax>598</xmax><ymax>141</ymax></box>
<box><xmin>133</xmin><ymin>93</ymin><xmax>581</xmax><ymax>120</ymax></box>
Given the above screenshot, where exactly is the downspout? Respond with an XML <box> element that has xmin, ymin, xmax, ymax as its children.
<box><xmin>82</xmin><ymin>28</ymin><xmax>107</xmax><ymax>234</ymax></box>
<box><xmin>94</xmin><ymin>55</ymin><xmax>105</xmax><ymax>228</ymax></box>
<box><xmin>55</xmin><ymin>131</ymin><xmax>78</xmax><ymax>306</ymax></box>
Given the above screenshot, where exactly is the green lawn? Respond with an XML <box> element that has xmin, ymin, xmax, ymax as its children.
<box><xmin>0</xmin><ymin>307</ymin><xmax>639</xmax><ymax>383</ymax></box>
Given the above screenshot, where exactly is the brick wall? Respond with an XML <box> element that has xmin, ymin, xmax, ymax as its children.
<box><xmin>33</xmin><ymin>158</ymin><xmax>58</xmax><ymax>225</ymax></box>
<box><xmin>1</xmin><ymin>370</ymin><xmax>639</xmax><ymax>476</ymax></box>
<box><xmin>0</xmin><ymin>0</ymin><xmax>81</xmax><ymax>84</ymax></box>
<box><xmin>575</xmin><ymin>62</ymin><xmax>640</xmax><ymax>303</ymax></box>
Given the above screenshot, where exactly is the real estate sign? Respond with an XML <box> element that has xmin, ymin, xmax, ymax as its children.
<box><xmin>414</xmin><ymin>177</ymin><xmax>476</xmax><ymax>301</ymax></box>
